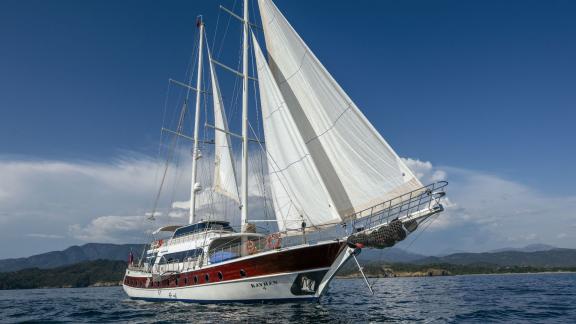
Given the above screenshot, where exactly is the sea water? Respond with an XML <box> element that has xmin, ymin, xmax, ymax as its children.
<box><xmin>0</xmin><ymin>273</ymin><xmax>574</xmax><ymax>323</ymax></box>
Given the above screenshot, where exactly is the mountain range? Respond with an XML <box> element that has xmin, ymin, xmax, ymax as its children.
<box><xmin>412</xmin><ymin>248</ymin><xmax>576</xmax><ymax>268</ymax></box>
<box><xmin>1</xmin><ymin>243</ymin><xmax>574</xmax><ymax>273</ymax></box>
<box><xmin>0</xmin><ymin>243</ymin><xmax>143</xmax><ymax>272</ymax></box>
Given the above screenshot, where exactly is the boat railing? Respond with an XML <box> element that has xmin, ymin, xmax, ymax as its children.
<box><xmin>163</xmin><ymin>227</ymin><xmax>265</xmax><ymax>247</ymax></box>
<box><xmin>136</xmin><ymin>182</ymin><xmax>448</xmax><ymax>271</ymax></box>
<box><xmin>348</xmin><ymin>181</ymin><xmax>448</xmax><ymax>233</ymax></box>
<box><xmin>127</xmin><ymin>263</ymin><xmax>147</xmax><ymax>271</ymax></box>
<box><xmin>205</xmin><ymin>182</ymin><xmax>447</xmax><ymax>263</ymax></box>
<box><xmin>155</xmin><ymin>259</ymin><xmax>182</xmax><ymax>274</ymax></box>
<box><xmin>207</xmin><ymin>235</ymin><xmax>274</xmax><ymax>264</ymax></box>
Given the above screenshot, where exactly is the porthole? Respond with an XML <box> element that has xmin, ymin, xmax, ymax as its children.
<box><xmin>240</xmin><ymin>269</ymin><xmax>247</xmax><ymax>277</ymax></box>
<box><xmin>205</xmin><ymin>274</ymin><xmax>210</xmax><ymax>282</ymax></box>
<box><xmin>217</xmin><ymin>271</ymin><xmax>223</xmax><ymax>281</ymax></box>
<box><xmin>193</xmin><ymin>276</ymin><xmax>198</xmax><ymax>284</ymax></box>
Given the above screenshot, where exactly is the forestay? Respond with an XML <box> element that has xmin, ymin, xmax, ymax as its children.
<box><xmin>257</xmin><ymin>0</ymin><xmax>423</xmax><ymax>219</ymax></box>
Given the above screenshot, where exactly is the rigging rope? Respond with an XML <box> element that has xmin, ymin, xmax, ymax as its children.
<box><xmin>138</xmin><ymin>23</ymin><xmax>201</xmax><ymax>264</ymax></box>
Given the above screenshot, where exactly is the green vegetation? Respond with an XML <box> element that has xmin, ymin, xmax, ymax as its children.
<box><xmin>0</xmin><ymin>260</ymin><xmax>127</xmax><ymax>290</ymax></box>
<box><xmin>2</xmin><ymin>252</ymin><xmax>576</xmax><ymax>290</ymax></box>
<box><xmin>338</xmin><ymin>262</ymin><xmax>576</xmax><ymax>278</ymax></box>
<box><xmin>388</xmin><ymin>263</ymin><xmax>576</xmax><ymax>275</ymax></box>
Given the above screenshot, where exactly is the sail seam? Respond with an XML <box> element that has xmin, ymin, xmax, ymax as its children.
<box><xmin>304</xmin><ymin>104</ymin><xmax>352</xmax><ymax>144</ymax></box>
<box><xmin>269</xmin><ymin>154</ymin><xmax>311</xmax><ymax>174</ymax></box>
<box><xmin>262</xmin><ymin>101</ymin><xmax>287</xmax><ymax>119</ymax></box>
<box><xmin>276</xmin><ymin>52</ymin><xmax>308</xmax><ymax>85</ymax></box>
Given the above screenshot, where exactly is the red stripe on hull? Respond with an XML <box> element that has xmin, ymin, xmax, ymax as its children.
<box><xmin>124</xmin><ymin>241</ymin><xmax>345</xmax><ymax>289</ymax></box>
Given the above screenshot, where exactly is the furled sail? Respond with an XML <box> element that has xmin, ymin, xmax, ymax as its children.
<box><xmin>208</xmin><ymin>51</ymin><xmax>240</xmax><ymax>202</ymax></box>
<box><xmin>252</xmin><ymin>33</ymin><xmax>341</xmax><ymax>232</ymax></box>
<box><xmin>257</xmin><ymin>0</ymin><xmax>423</xmax><ymax>218</ymax></box>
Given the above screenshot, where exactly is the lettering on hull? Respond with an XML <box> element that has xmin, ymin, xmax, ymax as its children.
<box><xmin>250</xmin><ymin>280</ymin><xmax>279</xmax><ymax>290</ymax></box>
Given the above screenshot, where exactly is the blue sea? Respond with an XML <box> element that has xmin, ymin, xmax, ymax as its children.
<box><xmin>0</xmin><ymin>273</ymin><xmax>574</xmax><ymax>323</ymax></box>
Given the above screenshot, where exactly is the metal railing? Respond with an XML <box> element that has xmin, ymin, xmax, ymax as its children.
<box><xmin>204</xmin><ymin>181</ymin><xmax>448</xmax><ymax>262</ymax></box>
<box><xmin>349</xmin><ymin>181</ymin><xmax>448</xmax><ymax>233</ymax></box>
<box><xmin>206</xmin><ymin>234</ymin><xmax>282</xmax><ymax>265</ymax></box>
<box><xmin>133</xmin><ymin>182</ymin><xmax>448</xmax><ymax>273</ymax></box>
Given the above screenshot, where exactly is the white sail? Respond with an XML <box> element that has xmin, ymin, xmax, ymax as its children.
<box><xmin>257</xmin><ymin>0</ymin><xmax>423</xmax><ymax>218</ymax></box>
<box><xmin>208</xmin><ymin>51</ymin><xmax>240</xmax><ymax>202</ymax></box>
<box><xmin>252</xmin><ymin>33</ymin><xmax>341</xmax><ymax>232</ymax></box>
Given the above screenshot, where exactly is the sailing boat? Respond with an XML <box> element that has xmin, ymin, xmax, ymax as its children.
<box><xmin>123</xmin><ymin>0</ymin><xmax>447</xmax><ymax>303</ymax></box>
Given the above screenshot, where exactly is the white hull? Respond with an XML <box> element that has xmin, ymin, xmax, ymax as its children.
<box><xmin>123</xmin><ymin>244</ymin><xmax>353</xmax><ymax>303</ymax></box>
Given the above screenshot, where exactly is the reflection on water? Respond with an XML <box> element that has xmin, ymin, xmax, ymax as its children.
<box><xmin>0</xmin><ymin>274</ymin><xmax>575</xmax><ymax>323</ymax></box>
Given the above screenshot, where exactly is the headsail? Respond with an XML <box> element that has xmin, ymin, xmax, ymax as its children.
<box><xmin>257</xmin><ymin>0</ymin><xmax>423</xmax><ymax>218</ymax></box>
<box><xmin>252</xmin><ymin>33</ymin><xmax>341</xmax><ymax>232</ymax></box>
<box><xmin>208</xmin><ymin>50</ymin><xmax>240</xmax><ymax>202</ymax></box>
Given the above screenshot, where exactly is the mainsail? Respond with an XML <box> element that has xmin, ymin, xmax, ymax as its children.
<box><xmin>253</xmin><ymin>33</ymin><xmax>340</xmax><ymax>232</ymax></box>
<box><xmin>257</xmin><ymin>0</ymin><xmax>422</xmax><ymax>219</ymax></box>
<box><xmin>208</xmin><ymin>50</ymin><xmax>240</xmax><ymax>202</ymax></box>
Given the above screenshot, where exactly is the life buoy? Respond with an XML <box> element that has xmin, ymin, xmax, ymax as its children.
<box><xmin>266</xmin><ymin>233</ymin><xmax>282</xmax><ymax>249</ymax></box>
<box><xmin>151</xmin><ymin>239</ymin><xmax>163</xmax><ymax>249</ymax></box>
<box><xmin>246</xmin><ymin>240</ymin><xmax>258</xmax><ymax>255</ymax></box>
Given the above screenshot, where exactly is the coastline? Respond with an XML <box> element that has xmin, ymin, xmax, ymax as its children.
<box><xmin>337</xmin><ymin>270</ymin><xmax>576</xmax><ymax>279</ymax></box>
<box><xmin>2</xmin><ymin>258</ymin><xmax>575</xmax><ymax>290</ymax></box>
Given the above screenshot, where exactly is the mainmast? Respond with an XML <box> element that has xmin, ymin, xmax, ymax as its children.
<box><xmin>189</xmin><ymin>17</ymin><xmax>205</xmax><ymax>224</ymax></box>
<box><xmin>240</xmin><ymin>0</ymin><xmax>249</xmax><ymax>231</ymax></box>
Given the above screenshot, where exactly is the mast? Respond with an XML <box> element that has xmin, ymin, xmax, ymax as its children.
<box><xmin>240</xmin><ymin>0</ymin><xmax>249</xmax><ymax>231</ymax></box>
<box><xmin>189</xmin><ymin>17</ymin><xmax>205</xmax><ymax>224</ymax></box>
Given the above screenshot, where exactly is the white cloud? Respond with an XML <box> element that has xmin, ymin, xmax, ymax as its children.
<box><xmin>25</xmin><ymin>233</ymin><xmax>65</xmax><ymax>239</ymax></box>
<box><xmin>68</xmin><ymin>215</ymin><xmax>161</xmax><ymax>243</ymax></box>
<box><xmin>402</xmin><ymin>158</ymin><xmax>448</xmax><ymax>184</ymax></box>
<box><xmin>0</xmin><ymin>149</ymin><xmax>275</xmax><ymax>258</ymax></box>
<box><xmin>0</xmin><ymin>154</ymin><xmax>185</xmax><ymax>257</ymax></box>
<box><xmin>1</xmin><ymin>152</ymin><xmax>575</xmax><ymax>258</ymax></box>
<box><xmin>399</xmin><ymin>160</ymin><xmax>576</xmax><ymax>254</ymax></box>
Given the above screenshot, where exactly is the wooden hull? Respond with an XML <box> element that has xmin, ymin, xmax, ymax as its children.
<box><xmin>123</xmin><ymin>241</ymin><xmax>351</xmax><ymax>303</ymax></box>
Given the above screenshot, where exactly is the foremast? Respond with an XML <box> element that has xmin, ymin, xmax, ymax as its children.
<box><xmin>240</xmin><ymin>0</ymin><xmax>249</xmax><ymax>232</ymax></box>
<box><xmin>189</xmin><ymin>17</ymin><xmax>205</xmax><ymax>224</ymax></box>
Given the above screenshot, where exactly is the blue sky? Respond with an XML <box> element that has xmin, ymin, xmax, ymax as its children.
<box><xmin>0</xmin><ymin>0</ymin><xmax>575</xmax><ymax>258</ymax></box>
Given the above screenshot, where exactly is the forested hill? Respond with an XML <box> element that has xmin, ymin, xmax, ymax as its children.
<box><xmin>1</xmin><ymin>248</ymin><xmax>576</xmax><ymax>290</ymax></box>
<box><xmin>0</xmin><ymin>260</ymin><xmax>126</xmax><ymax>290</ymax></box>
<box><xmin>0</xmin><ymin>243</ymin><xmax>143</xmax><ymax>272</ymax></box>
<box><xmin>413</xmin><ymin>248</ymin><xmax>576</xmax><ymax>268</ymax></box>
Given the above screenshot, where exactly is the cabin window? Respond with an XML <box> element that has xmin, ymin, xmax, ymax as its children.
<box><xmin>240</xmin><ymin>269</ymin><xmax>247</xmax><ymax>277</ymax></box>
<box><xmin>193</xmin><ymin>276</ymin><xmax>198</xmax><ymax>284</ymax></box>
<box><xmin>205</xmin><ymin>274</ymin><xmax>210</xmax><ymax>282</ymax></box>
<box><xmin>217</xmin><ymin>271</ymin><xmax>223</xmax><ymax>281</ymax></box>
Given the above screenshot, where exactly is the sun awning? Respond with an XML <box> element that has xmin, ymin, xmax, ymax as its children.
<box><xmin>152</xmin><ymin>225</ymin><xmax>184</xmax><ymax>235</ymax></box>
